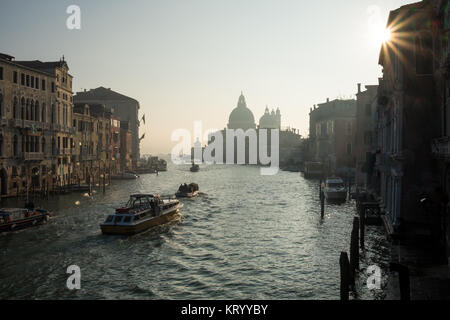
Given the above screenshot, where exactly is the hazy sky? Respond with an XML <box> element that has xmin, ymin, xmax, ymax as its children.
<box><xmin>0</xmin><ymin>0</ymin><xmax>413</xmax><ymax>154</ymax></box>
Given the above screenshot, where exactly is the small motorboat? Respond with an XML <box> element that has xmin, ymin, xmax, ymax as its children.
<box><xmin>324</xmin><ymin>177</ymin><xmax>347</xmax><ymax>202</ymax></box>
<box><xmin>176</xmin><ymin>183</ymin><xmax>199</xmax><ymax>198</ymax></box>
<box><xmin>100</xmin><ymin>194</ymin><xmax>183</xmax><ymax>235</ymax></box>
<box><xmin>0</xmin><ymin>207</ymin><xmax>50</xmax><ymax>233</ymax></box>
<box><xmin>190</xmin><ymin>163</ymin><xmax>200</xmax><ymax>172</ymax></box>
<box><xmin>157</xmin><ymin>159</ymin><xmax>168</xmax><ymax>172</ymax></box>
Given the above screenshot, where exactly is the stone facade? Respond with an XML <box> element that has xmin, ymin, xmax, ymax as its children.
<box><xmin>308</xmin><ymin>98</ymin><xmax>357</xmax><ymax>174</ymax></box>
<box><xmin>73</xmin><ymin>87</ymin><xmax>140</xmax><ymax>169</ymax></box>
<box><xmin>72</xmin><ymin>103</ymin><xmax>121</xmax><ymax>185</ymax></box>
<box><xmin>0</xmin><ymin>53</ymin><xmax>75</xmax><ymax>196</ymax></box>
<box><xmin>355</xmin><ymin>84</ymin><xmax>378</xmax><ymax>188</ymax></box>
<box><xmin>120</xmin><ymin>120</ymin><xmax>133</xmax><ymax>171</ymax></box>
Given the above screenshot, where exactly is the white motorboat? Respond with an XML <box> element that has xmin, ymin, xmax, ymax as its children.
<box><xmin>324</xmin><ymin>177</ymin><xmax>347</xmax><ymax>202</ymax></box>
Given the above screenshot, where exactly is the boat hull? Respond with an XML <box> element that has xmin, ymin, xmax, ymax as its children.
<box><xmin>176</xmin><ymin>191</ymin><xmax>199</xmax><ymax>198</ymax></box>
<box><xmin>0</xmin><ymin>214</ymin><xmax>49</xmax><ymax>233</ymax></box>
<box><xmin>325</xmin><ymin>191</ymin><xmax>347</xmax><ymax>201</ymax></box>
<box><xmin>100</xmin><ymin>209</ymin><xmax>180</xmax><ymax>235</ymax></box>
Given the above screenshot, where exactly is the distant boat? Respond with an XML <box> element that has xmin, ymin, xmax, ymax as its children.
<box><xmin>0</xmin><ymin>207</ymin><xmax>50</xmax><ymax>233</ymax></box>
<box><xmin>324</xmin><ymin>177</ymin><xmax>347</xmax><ymax>202</ymax></box>
<box><xmin>157</xmin><ymin>159</ymin><xmax>168</xmax><ymax>172</ymax></box>
<box><xmin>100</xmin><ymin>194</ymin><xmax>183</xmax><ymax>235</ymax></box>
<box><xmin>176</xmin><ymin>183</ymin><xmax>199</xmax><ymax>198</ymax></box>
<box><xmin>135</xmin><ymin>167</ymin><xmax>157</xmax><ymax>174</ymax></box>
<box><xmin>190</xmin><ymin>163</ymin><xmax>200</xmax><ymax>172</ymax></box>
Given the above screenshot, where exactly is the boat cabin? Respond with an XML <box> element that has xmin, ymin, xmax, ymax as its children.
<box><xmin>326</xmin><ymin>178</ymin><xmax>345</xmax><ymax>189</ymax></box>
<box><xmin>0</xmin><ymin>208</ymin><xmax>31</xmax><ymax>223</ymax></box>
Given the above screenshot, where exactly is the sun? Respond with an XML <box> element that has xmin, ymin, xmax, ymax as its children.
<box><xmin>380</xmin><ymin>28</ymin><xmax>392</xmax><ymax>43</ymax></box>
<box><xmin>374</xmin><ymin>26</ymin><xmax>392</xmax><ymax>46</ymax></box>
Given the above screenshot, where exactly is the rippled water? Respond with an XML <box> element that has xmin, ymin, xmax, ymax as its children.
<box><xmin>0</xmin><ymin>163</ymin><xmax>390</xmax><ymax>300</ymax></box>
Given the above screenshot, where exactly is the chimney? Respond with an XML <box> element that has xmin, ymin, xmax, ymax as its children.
<box><xmin>357</xmin><ymin>83</ymin><xmax>361</xmax><ymax>94</ymax></box>
<box><xmin>326</xmin><ymin>98</ymin><xmax>329</xmax><ymax>103</ymax></box>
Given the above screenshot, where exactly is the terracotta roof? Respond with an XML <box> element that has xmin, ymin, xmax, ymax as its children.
<box><xmin>14</xmin><ymin>60</ymin><xmax>69</xmax><ymax>72</ymax></box>
<box><xmin>74</xmin><ymin>87</ymin><xmax>139</xmax><ymax>105</ymax></box>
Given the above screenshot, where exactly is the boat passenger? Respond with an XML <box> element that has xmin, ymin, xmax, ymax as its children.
<box><xmin>25</xmin><ymin>201</ymin><xmax>35</xmax><ymax>210</ymax></box>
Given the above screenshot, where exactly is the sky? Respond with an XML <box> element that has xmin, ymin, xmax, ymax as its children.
<box><xmin>0</xmin><ymin>0</ymin><xmax>414</xmax><ymax>155</ymax></box>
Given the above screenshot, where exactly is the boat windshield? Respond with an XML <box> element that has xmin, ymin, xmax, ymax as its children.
<box><xmin>328</xmin><ymin>182</ymin><xmax>344</xmax><ymax>188</ymax></box>
<box><xmin>126</xmin><ymin>196</ymin><xmax>152</xmax><ymax>208</ymax></box>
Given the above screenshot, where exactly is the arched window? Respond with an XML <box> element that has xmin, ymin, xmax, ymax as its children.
<box><xmin>13</xmin><ymin>97</ymin><xmax>18</xmax><ymax>119</ymax></box>
<box><xmin>13</xmin><ymin>135</ymin><xmax>18</xmax><ymax>157</ymax></box>
<box><xmin>35</xmin><ymin>101</ymin><xmax>40</xmax><ymax>122</ymax></box>
<box><xmin>26</xmin><ymin>99</ymin><xmax>30</xmax><ymax>120</ymax></box>
<box><xmin>21</xmin><ymin>97</ymin><xmax>25</xmax><ymax>120</ymax></box>
<box><xmin>52</xmin><ymin>138</ymin><xmax>56</xmax><ymax>155</ymax></box>
<box><xmin>25</xmin><ymin>136</ymin><xmax>29</xmax><ymax>152</ymax></box>
<box><xmin>51</xmin><ymin>104</ymin><xmax>55</xmax><ymax>124</ymax></box>
<box><xmin>41</xmin><ymin>103</ymin><xmax>46</xmax><ymax>123</ymax></box>
<box><xmin>0</xmin><ymin>94</ymin><xmax>3</xmax><ymax>118</ymax></box>
<box><xmin>41</xmin><ymin>137</ymin><xmax>46</xmax><ymax>154</ymax></box>
<box><xmin>30</xmin><ymin>100</ymin><xmax>34</xmax><ymax>121</ymax></box>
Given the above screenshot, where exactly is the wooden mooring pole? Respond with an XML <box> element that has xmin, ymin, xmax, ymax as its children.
<box><xmin>359</xmin><ymin>205</ymin><xmax>366</xmax><ymax>250</ymax></box>
<box><xmin>320</xmin><ymin>189</ymin><xmax>325</xmax><ymax>219</ymax></box>
<box><xmin>350</xmin><ymin>216</ymin><xmax>360</xmax><ymax>287</ymax></box>
<box><xmin>390</xmin><ymin>263</ymin><xmax>410</xmax><ymax>300</ymax></box>
<box><xmin>339</xmin><ymin>252</ymin><xmax>350</xmax><ymax>301</ymax></box>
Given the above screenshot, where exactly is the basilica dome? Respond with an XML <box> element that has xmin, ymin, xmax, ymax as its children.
<box><xmin>259</xmin><ymin>107</ymin><xmax>281</xmax><ymax>129</ymax></box>
<box><xmin>227</xmin><ymin>93</ymin><xmax>256</xmax><ymax>130</ymax></box>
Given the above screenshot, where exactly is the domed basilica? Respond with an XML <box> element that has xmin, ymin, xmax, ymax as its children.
<box><xmin>201</xmin><ymin>92</ymin><xmax>301</xmax><ymax>167</ymax></box>
<box><xmin>227</xmin><ymin>92</ymin><xmax>281</xmax><ymax>130</ymax></box>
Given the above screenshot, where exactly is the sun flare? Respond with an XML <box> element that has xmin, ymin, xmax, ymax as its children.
<box><xmin>375</xmin><ymin>27</ymin><xmax>392</xmax><ymax>45</ymax></box>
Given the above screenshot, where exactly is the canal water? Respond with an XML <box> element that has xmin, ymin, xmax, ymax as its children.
<box><xmin>0</xmin><ymin>162</ymin><xmax>390</xmax><ymax>300</ymax></box>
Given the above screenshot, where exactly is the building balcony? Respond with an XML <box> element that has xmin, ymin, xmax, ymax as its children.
<box><xmin>10</xmin><ymin>119</ymin><xmax>23</xmax><ymax>128</ymax></box>
<box><xmin>23</xmin><ymin>152</ymin><xmax>44</xmax><ymax>161</ymax></box>
<box><xmin>23</xmin><ymin>120</ymin><xmax>44</xmax><ymax>131</ymax></box>
<box><xmin>432</xmin><ymin>137</ymin><xmax>450</xmax><ymax>160</ymax></box>
<box><xmin>80</xmin><ymin>154</ymin><xmax>97</xmax><ymax>161</ymax></box>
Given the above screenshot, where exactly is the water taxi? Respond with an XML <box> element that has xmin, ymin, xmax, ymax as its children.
<box><xmin>324</xmin><ymin>177</ymin><xmax>347</xmax><ymax>202</ymax></box>
<box><xmin>100</xmin><ymin>194</ymin><xmax>183</xmax><ymax>235</ymax></box>
<box><xmin>0</xmin><ymin>207</ymin><xmax>50</xmax><ymax>233</ymax></box>
<box><xmin>176</xmin><ymin>183</ymin><xmax>199</xmax><ymax>198</ymax></box>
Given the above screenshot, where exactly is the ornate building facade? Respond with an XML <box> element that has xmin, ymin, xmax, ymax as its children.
<box><xmin>74</xmin><ymin>87</ymin><xmax>140</xmax><ymax>169</ymax></box>
<box><xmin>0</xmin><ymin>52</ymin><xmax>75</xmax><ymax>196</ymax></box>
